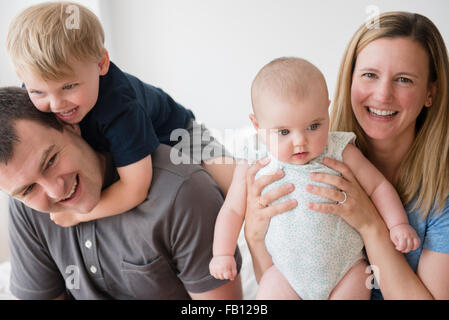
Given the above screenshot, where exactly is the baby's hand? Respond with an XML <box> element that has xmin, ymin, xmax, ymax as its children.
<box><xmin>390</xmin><ymin>224</ymin><xmax>421</xmax><ymax>253</ymax></box>
<box><xmin>50</xmin><ymin>211</ymin><xmax>84</xmax><ymax>227</ymax></box>
<box><xmin>209</xmin><ymin>255</ymin><xmax>237</xmax><ymax>281</ymax></box>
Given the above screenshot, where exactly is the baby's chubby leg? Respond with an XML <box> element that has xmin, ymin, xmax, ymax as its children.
<box><xmin>256</xmin><ymin>265</ymin><xmax>300</xmax><ymax>300</ymax></box>
<box><xmin>329</xmin><ymin>260</ymin><xmax>371</xmax><ymax>300</ymax></box>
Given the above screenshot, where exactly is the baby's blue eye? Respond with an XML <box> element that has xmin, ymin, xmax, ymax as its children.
<box><xmin>278</xmin><ymin>129</ymin><xmax>290</xmax><ymax>136</ymax></box>
<box><xmin>308</xmin><ymin>123</ymin><xmax>320</xmax><ymax>131</ymax></box>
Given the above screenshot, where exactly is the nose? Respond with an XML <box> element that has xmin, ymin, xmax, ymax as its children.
<box><xmin>293</xmin><ymin>131</ymin><xmax>307</xmax><ymax>147</ymax></box>
<box><xmin>373</xmin><ymin>78</ymin><xmax>394</xmax><ymax>104</ymax></box>
<box><xmin>48</xmin><ymin>95</ymin><xmax>67</xmax><ymax>112</ymax></box>
<box><xmin>41</xmin><ymin>176</ymin><xmax>66</xmax><ymax>201</ymax></box>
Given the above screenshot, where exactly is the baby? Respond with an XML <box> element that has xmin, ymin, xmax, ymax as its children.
<box><xmin>209</xmin><ymin>57</ymin><xmax>421</xmax><ymax>299</ymax></box>
<box><xmin>6</xmin><ymin>2</ymin><xmax>229</xmax><ymax>226</ymax></box>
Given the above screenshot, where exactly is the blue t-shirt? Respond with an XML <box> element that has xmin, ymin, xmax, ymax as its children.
<box><xmin>80</xmin><ymin>62</ymin><xmax>195</xmax><ymax>167</ymax></box>
<box><xmin>371</xmin><ymin>196</ymin><xmax>449</xmax><ymax>299</ymax></box>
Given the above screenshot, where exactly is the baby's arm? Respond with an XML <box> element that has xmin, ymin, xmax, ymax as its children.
<box><xmin>209</xmin><ymin>160</ymin><xmax>249</xmax><ymax>281</ymax></box>
<box><xmin>342</xmin><ymin>144</ymin><xmax>420</xmax><ymax>253</ymax></box>
<box><xmin>51</xmin><ymin>155</ymin><xmax>153</xmax><ymax>227</ymax></box>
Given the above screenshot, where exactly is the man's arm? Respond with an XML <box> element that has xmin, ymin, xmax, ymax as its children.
<box><xmin>170</xmin><ymin>169</ymin><xmax>243</xmax><ymax>299</ymax></box>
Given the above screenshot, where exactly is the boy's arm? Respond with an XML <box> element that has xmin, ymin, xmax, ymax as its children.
<box><xmin>212</xmin><ymin>161</ymin><xmax>250</xmax><ymax>257</ymax></box>
<box><xmin>80</xmin><ymin>155</ymin><xmax>153</xmax><ymax>222</ymax></box>
<box><xmin>342</xmin><ymin>144</ymin><xmax>409</xmax><ymax>229</ymax></box>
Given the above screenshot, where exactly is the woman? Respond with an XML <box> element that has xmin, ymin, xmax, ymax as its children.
<box><xmin>244</xmin><ymin>11</ymin><xmax>449</xmax><ymax>299</ymax></box>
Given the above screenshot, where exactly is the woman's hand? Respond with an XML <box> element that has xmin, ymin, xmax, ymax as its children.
<box><xmin>244</xmin><ymin>157</ymin><xmax>297</xmax><ymax>243</ymax></box>
<box><xmin>306</xmin><ymin>157</ymin><xmax>383</xmax><ymax>237</ymax></box>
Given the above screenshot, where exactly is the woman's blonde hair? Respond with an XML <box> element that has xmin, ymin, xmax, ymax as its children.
<box><xmin>6</xmin><ymin>1</ymin><xmax>105</xmax><ymax>80</ymax></box>
<box><xmin>330</xmin><ymin>11</ymin><xmax>449</xmax><ymax>219</ymax></box>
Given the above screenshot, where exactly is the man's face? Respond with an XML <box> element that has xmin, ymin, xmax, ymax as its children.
<box><xmin>0</xmin><ymin>120</ymin><xmax>103</xmax><ymax>214</ymax></box>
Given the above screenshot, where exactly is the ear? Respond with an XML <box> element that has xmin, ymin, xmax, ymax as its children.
<box><xmin>98</xmin><ymin>49</ymin><xmax>110</xmax><ymax>76</ymax></box>
<box><xmin>249</xmin><ymin>113</ymin><xmax>259</xmax><ymax>131</ymax></box>
<box><xmin>424</xmin><ymin>81</ymin><xmax>437</xmax><ymax>108</ymax></box>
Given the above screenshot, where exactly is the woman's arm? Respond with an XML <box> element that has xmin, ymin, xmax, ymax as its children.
<box><xmin>243</xmin><ymin>158</ymin><xmax>297</xmax><ymax>282</ymax></box>
<box><xmin>307</xmin><ymin>157</ymin><xmax>436</xmax><ymax>299</ymax></box>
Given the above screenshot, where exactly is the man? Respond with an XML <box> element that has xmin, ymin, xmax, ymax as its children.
<box><xmin>0</xmin><ymin>87</ymin><xmax>242</xmax><ymax>299</ymax></box>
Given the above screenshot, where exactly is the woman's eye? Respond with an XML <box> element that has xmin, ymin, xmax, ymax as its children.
<box><xmin>363</xmin><ymin>73</ymin><xmax>377</xmax><ymax>79</ymax></box>
<box><xmin>278</xmin><ymin>129</ymin><xmax>290</xmax><ymax>136</ymax></box>
<box><xmin>397</xmin><ymin>77</ymin><xmax>412</xmax><ymax>84</ymax></box>
<box><xmin>308</xmin><ymin>123</ymin><xmax>320</xmax><ymax>131</ymax></box>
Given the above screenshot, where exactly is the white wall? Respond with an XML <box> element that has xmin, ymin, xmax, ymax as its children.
<box><xmin>103</xmin><ymin>0</ymin><xmax>449</xmax><ymax>132</ymax></box>
<box><xmin>1</xmin><ymin>0</ymin><xmax>449</xmax><ymax>262</ymax></box>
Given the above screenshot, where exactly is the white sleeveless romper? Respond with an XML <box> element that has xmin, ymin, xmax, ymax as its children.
<box><xmin>249</xmin><ymin>132</ymin><xmax>365</xmax><ymax>300</ymax></box>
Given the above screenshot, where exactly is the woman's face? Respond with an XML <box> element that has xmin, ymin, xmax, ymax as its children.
<box><xmin>351</xmin><ymin>37</ymin><xmax>434</xmax><ymax>143</ymax></box>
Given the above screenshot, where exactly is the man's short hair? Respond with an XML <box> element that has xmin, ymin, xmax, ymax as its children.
<box><xmin>6</xmin><ymin>1</ymin><xmax>105</xmax><ymax>80</ymax></box>
<box><xmin>0</xmin><ymin>87</ymin><xmax>63</xmax><ymax>165</ymax></box>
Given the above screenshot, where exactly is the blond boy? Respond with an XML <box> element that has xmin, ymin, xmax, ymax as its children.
<box><xmin>7</xmin><ymin>2</ymin><xmax>232</xmax><ymax>226</ymax></box>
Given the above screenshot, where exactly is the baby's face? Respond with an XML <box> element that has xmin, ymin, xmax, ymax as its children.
<box><xmin>254</xmin><ymin>91</ymin><xmax>330</xmax><ymax>165</ymax></box>
<box><xmin>20</xmin><ymin>58</ymin><xmax>108</xmax><ymax>124</ymax></box>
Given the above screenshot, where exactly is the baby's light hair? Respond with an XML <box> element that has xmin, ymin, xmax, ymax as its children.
<box><xmin>6</xmin><ymin>1</ymin><xmax>105</xmax><ymax>80</ymax></box>
<box><xmin>251</xmin><ymin>57</ymin><xmax>328</xmax><ymax>117</ymax></box>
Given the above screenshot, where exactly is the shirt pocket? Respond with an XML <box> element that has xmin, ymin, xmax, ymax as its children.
<box><xmin>121</xmin><ymin>255</ymin><xmax>188</xmax><ymax>299</ymax></box>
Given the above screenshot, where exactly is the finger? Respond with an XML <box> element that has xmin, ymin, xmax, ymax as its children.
<box><xmin>306</xmin><ymin>184</ymin><xmax>344</xmax><ymax>203</ymax></box>
<box><xmin>413</xmin><ymin>238</ymin><xmax>421</xmax><ymax>251</ymax></box>
<box><xmin>396</xmin><ymin>238</ymin><xmax>406</xmax><ymax>252</ymax></box>
<box><xmin>246</xmin><ymin>157</ymin><xmax>271</xmax><ymax>187</ymax></box>
<box><xmin>260</xmin><ymin>183</ymin><xmax>294</xmax><ymax>207</ymax></box>
<box><xmin>322</xmin><ymin>157</ymin><xmax>356</xmax><ymax>182</ymax></box>
<box><xmin>310</xmin><ymin>172</ymin><xmax>349</xmax><ymax>192</ymax></box>
<box><xmin>251</xmin><ymin>169</ymin><xmax>284</xmax><ymax>198</ymax></box>
<box><xmin>308</xmin><ymin>201</ymin><xmax>340</xmax><ymax>215</ymax></box>
<box><xmin>264</xmin><ymin>199</ymin><xmax>298</xmax><ymax>218</ymax></box>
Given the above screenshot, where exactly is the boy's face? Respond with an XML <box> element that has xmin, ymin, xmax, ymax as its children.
<box><xmin>251</xmin><ymin>89</ymin><xmax>330</xmax><ymax>165</ymax></box>
<box><xmin>20</xmin><ymin>55</ymin><xmax>109</xmax><ymax>124</ymax></box>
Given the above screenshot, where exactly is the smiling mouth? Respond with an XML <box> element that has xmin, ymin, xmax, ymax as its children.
<box><xmin>57</xmin><ymin>107</ymin><xmax>79</xmax><ymax>118</ymax></box>
<box><xmin>367</xmin><ymin>107</ymin><xmax>399</xmax><ymax>118</ymax></box>
<box><xmin>60</xmin><ymin>175</ymin><xmax>79</xmax><ymax>202</ymax></box>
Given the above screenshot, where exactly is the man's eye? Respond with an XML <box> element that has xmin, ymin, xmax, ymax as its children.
<box><xmin>308</xmin><ymin>123</ymin><xmax>320</xmax><ymax>131</ymax></box>
<box><xmin>47</xmin><ymin>154</ymin><xmax>57</xmax><ymax>168</ymax></box>
<box><xmin>23</xmin><ymin>184</ymin><xmax>35</xmax><ymax>196</ymax></box>
<box><xmin>278</xmin><ymin>129</ymin><xmax>290</xmax><ymax>136</ymax></box>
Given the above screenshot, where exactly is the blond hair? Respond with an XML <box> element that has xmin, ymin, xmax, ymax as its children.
<box><xmin>251</xmin><ymin>57</ymin><xmax>328</xmax><ymax>117</ymax></box>
<box><xmin>6</xmin><ymin>1</ymin><xmax>105</xmax><ymax>80</ymax></box>
<box><xmin>330</xmin><ymin>11</ymin><xmax>449</xmax><ymax>219</ymax></box>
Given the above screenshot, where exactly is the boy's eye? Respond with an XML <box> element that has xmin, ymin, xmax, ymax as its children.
<box><xmin>31</xmin><ymin>90</ymin><xmax>43</xmax><ymax>95</ymax></box>
<box><xmin>63</xmin><ymin>84</ymin><xmax>77</xmax><ymax>90</ymax></box>
<box><xmin>308</xmin><ymin>123</ymin><xmax>320</xmax><ymax>131</ymax></box>
<box><xmin>278</xmin><ymin>129</ymin><xmax>290</xmax><ymax>136</ymax></box>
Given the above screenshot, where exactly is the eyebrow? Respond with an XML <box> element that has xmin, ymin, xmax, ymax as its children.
<box><xmin>271</xmin><ymin>118</ymin><xmax>326</xmax><ymax>129</ymax></box>
<box><xmin>11</xmin><ymin>144</ymin><xmax>55</xmax><ymax>197</ymax></box>
<box><xmin>358</xmin><ymin>68</ymin><xmax>419</xmax><ymax>79</ymax></box>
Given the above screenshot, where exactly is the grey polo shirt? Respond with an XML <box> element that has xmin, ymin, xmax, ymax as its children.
<box><xmin>8</xmin><ymin>144</ymin><xmax>241</xmax><ymax>299</ymax></box>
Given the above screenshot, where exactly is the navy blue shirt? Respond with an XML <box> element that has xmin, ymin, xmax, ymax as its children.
<box><xmin>80</xmin><ymin>62</ymin><xmax>195</xmax><ymax>167</ymax></box>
